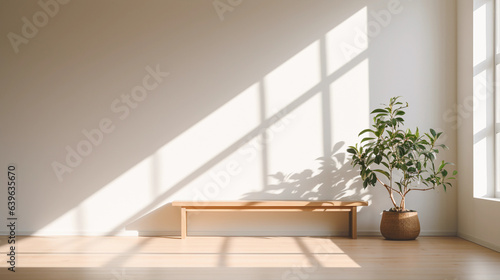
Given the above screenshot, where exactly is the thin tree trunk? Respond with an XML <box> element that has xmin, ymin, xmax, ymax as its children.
<box><xmin>387</xmin><ymin>187</ymin><xmax>398</xmax><ymax>209</ymax></box>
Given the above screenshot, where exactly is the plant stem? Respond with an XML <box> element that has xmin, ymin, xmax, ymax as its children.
<box><xmin>377</xmin><ymin>177</ymin><xmax>398</xmax><ymax>209</ymax></box>
<box><xmin>407</xmin><ymin>187</ymin><xmax>435</xmax><ymax>192</ymax></box>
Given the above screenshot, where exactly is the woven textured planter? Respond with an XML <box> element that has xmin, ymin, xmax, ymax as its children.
<box><xmin>380</xmin><ymin>211</ymin><xmax>420</xmax><ymax>240</ymax></box>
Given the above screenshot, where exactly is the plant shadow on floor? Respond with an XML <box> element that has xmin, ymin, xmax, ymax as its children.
<box><xmin>242</xmin><ymin>142</ymin><xmax>370</xmax><ymax>202</ymax></box>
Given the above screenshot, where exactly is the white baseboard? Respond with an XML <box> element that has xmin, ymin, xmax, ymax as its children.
<box><xmin>0</xmin><ymin>230</ymin><xmax>351</xmax><ymax>237</ymax></box>
<box><xmin>0</xmin><ymin>229</ymin><xmax>457</xmax><ymax>237</ymax></box>
<box><xmin>458</xmin><ymin>232</ymin><xmax>500</xmax><ymax>252</ymax></box>
<box><xmin>0</xmin><ymin>230</ymin><xmax>139</xmax><ymax>236</ymax></box>
<box><xmin>181</xmin><ymin>230</ymin><xmax>350</xmax><ymax>237</ymax></box>
<box><xmin>357</xmin><ymin>230</ymin><xmax>456</xmax><ymax>237</ymax></box>
<box><xmin>140</xmin><ymin>230</ymin><xmax>351</xmax><ymax>237</ymax></box>
<box><xmin>357</xmin><ymin>230</ymin><xmax>382</xmax><ymax>236</ymax></box>
<box><xmin>419</xmin><ymin>230</ymin><xmax>457</xmax><ymax>237</ymax></box>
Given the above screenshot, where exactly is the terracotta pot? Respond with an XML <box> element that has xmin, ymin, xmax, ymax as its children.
<box><xmin>380</xmin><ymin>211</ymin><xmax>420</xmax><ymax>240</ymax></box>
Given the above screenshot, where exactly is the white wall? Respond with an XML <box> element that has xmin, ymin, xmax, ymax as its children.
<box><xmin>457</xmin><ymin>0</ymin><xmax>500</xmax><ymax>252</ymax></box>
<box><xmin>0</xmin><ymin>0</ymin><xmax>457</xmax><ymax>237</ymax></box>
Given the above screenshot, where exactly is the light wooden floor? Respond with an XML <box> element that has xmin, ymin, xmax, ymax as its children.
<box><xmin>1</xmin><ymin>236</ymin><xmax>499</xmax><ymax>280</ymax></box>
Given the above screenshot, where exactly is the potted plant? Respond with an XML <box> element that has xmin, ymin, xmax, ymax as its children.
<box><xmin>347</xmin><ymin>97</ymin><xmax>456</xmax><ymax>240</ymax></box>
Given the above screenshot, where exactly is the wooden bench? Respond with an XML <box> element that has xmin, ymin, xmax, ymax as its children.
<box><xmin>172</xmin><ymin>200</ymin><xmax>368</xmax><ymax>239</ymax></box>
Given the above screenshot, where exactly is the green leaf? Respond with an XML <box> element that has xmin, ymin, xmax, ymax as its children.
<box><xmin>439</xmin><ymin>144</ymin><xmax>448</xmax><ymax>149</ymax></box>
<box><xmin>358</xmin><ymin>129</ymin><xmax>375</xmax><ymax>137</ymax></box>
<box><xmin>438</xmin><ymin>160</ymin><xmax>446</xmax><ymax>171</ymax></box>
<box><xmin>428</xmin><ymin>153</ymin><xmax>435</xmax><ymax>161</ymax></box>
<box><xmin>371</xmin><ymin>108</ymin><xmax>388</xmax><ymax>114</ymax></box>
<box><xmin>430</xmin><ymin>128</ymin><xmax>437</xmax><ymax>137</ymax></box>
<box><xmin>373</xmin><ymin>169</ymin><xmax>390</xmax><ymax>179</ymax></box>
<box><xmin>361</xmin><ymin>137</ymin><xmax>375</xmax><ymax>143</ymax></box>
<box><xmin>416</xmin><ymin>162</ymin><xmax>422</xmax><ymax>170</ymax></box>
<box><xmin>395</xmin><ymin>182</ymin><xmax>403</xmax><ymax>192</ymax></box>
<box><xmin>370</xmin><ymin>173</ymin><xmax>377</xmax><ymax>185</ymax></box>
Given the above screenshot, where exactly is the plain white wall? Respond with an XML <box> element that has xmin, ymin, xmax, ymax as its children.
<box><xmin>457</xmin><ymin>0</ymin><xmax>500</xmax><ymax>252</ymax></box>
<box><xmin>0</xmin><ymin>0</ymin><xmax>457</xmax><ymax>237</ymax></box>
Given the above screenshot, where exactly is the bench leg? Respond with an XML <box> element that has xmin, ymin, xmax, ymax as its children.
<box><xmin>349</xmin><ymin>206</ymin><xmax>357</xmax><ymax>239</ymax></box>
<box><xmin>181</xmin><ymin>207</ymin><xmax>187</xmax><ymax>239</ymax></box>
